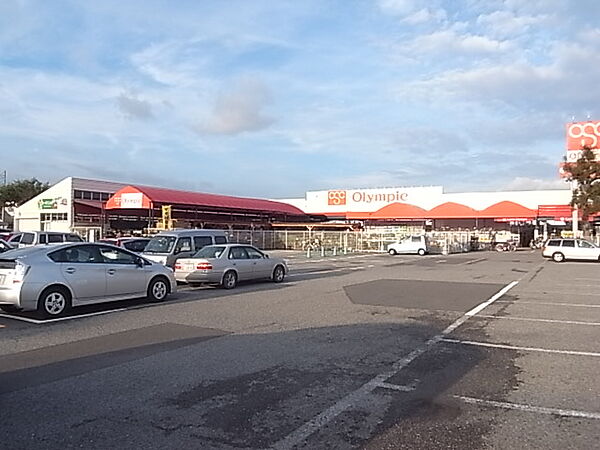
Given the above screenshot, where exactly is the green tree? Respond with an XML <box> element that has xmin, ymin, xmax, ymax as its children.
<box><xmin>562</xmin><ymin>146</ymin><xmax>600</xmax><ymax>236</ymax></box>
<box><xmin>0</xmin><ymin>178</ymin><xmax>50</xmax><ymax>207</ymax></box>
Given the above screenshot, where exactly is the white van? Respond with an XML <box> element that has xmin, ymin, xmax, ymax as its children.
<box><xmin>8</xmin><ymin>231</ymin><xmax>84</xmax><ymax>248</ymax></box>
<box><xmin>387</xmin><ymin>235</ymin><xmax>428</xmax><ymax>256</ymax></box>
<box><xmin>143</xmin><ymin>229</ymin><xmax>227</xmax><ymax>268</ymax></box>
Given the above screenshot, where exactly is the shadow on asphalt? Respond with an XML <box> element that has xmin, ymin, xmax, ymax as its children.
<box><xmin>0</xmin><ymin>321</ymin><xmax>510</xmax><ymax>449</ymax></box>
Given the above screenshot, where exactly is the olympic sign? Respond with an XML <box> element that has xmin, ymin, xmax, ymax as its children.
<box><xmin>327</xmin><ymin>190</ymin><xmax>347</xmax><ymax>206</ymax></box>
<box><xmin>566</xmin><ymin>121</ymin><xmax>600</xmax><ymax>150</ymax></box>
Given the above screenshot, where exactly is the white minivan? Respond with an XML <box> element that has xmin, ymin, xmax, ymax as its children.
<box><xmin>388</xmin><ymin>235</ymin><xmax>428</xmax><ymax>256</ymax></box>
<box><xmin>143</xmin><ymin>229</ymin><xmax>227</xmax><ymax>268</ymax></box>
<box><xmin>8</xmin><ymin>231</ymin><xmax>84</xmax><ymax>248</ymax></box>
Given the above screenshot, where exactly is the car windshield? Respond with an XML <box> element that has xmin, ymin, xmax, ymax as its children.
<box><xmin>194</xmin><ymin>245</ymin><xmax>226</xmax><ymax>259</ymax></box>
<box><xmin>144</xmin><ymin>236</ymin><xmax>177</xmax><ymax>253</ymax></box>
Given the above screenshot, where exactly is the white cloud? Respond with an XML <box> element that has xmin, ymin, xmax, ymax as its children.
<box><xmin>504</xmin><ymin>176</ymin><xmax>567</xmax><ymax>190</ymax></box>
<box><xmin>476</xmin><ymin>10</ymin><xmax>548</xmax><ymax>38</ymax></box>
<box><xmin>195</xmin><ymin>78</ymin><xmax>274</xmax><ymax>135</ymax></box>
<box><xmin>403</xmin><ymin>8</ymin><xmax>447</xmax><ymax>25</ymax></box>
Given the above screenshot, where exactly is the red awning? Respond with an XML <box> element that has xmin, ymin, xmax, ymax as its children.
<box><xmin>479</xmin><ymin>201</ymin><xmax>536</xmax><ymax>219</ymax></box>
<box><xmin>105</xmin><ymin>185</ymin><xmax>305</xmax><ymax>216</ymax></box>
<box><xmin>427</xmin><ymin>202</ymin><xmax>479</xmax><ymax>219</ymax></box>
<box><xmin>369</xmin><ymin>202</ymin><xmax>428</xmax><ymax>219</ymax></box>
<box><xmin>538</xmin><ymin>204</ymin><xmax>573</xmax><ymax>219</ymax></box>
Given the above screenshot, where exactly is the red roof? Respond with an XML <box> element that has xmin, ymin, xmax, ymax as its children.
<box><xmin>105</xmin><ymin>185</ymin><xmax>305</xmax><ymax>216</ymax></box>
<box><xmin>370</xmin><ymin>202</ymin><xmax>428</xmax><ymax>219</ymax></box>
<box><xmin>427</xmin><ymin>202</ymin><xmax>479</xmax><ymax>219</ymax></box>
<box><xmin>479</xmin><ymin>201</ymin><xmax>536</xmax><ymax>219</ymax></box>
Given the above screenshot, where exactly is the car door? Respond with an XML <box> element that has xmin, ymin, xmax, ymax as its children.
<box><xmin>228</xmin><ymin>246</ymin><xmax>254</xmax><ymax>280</ymax></box>
<box><xmin>560</xmin><ymin>239</ymin><xmax>577</xmax><ymax>259</ymax></box>
<box><xmin>245</xmin><ymin>246</ymin><xmax>271</xmax><ymax>278</ymax></box>
<box><xmin>53</xmin><ymin>245</ymin><xmax>107</xmax><ymax>301</ymax></box>
<box><xmin>99</xmin><ymin>245</ymin><xmax>148</xmax><ymax>297</ymax></box>
<box><xmin>576</xmin><ymin>239</ymin><xmax>599</xmax><ymax>260</ymax></box>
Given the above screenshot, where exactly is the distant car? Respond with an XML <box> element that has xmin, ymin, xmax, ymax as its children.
<box><xmin>0</xmin><ymin>232</ymin><xmax>12</xmax><ymax>242</ymax></box>
<box><xmin>0</xmin><ymin>243</ymin><xmax>176</xmax><ymax>317</ymax></box>
<box><xmin>143</xmin><ymin>229</ymin><xmax>228</xmax><ymax>268</ymax></box>
<box><xmin>388</xmin><ymin>235</ymin><xmax>428</xmax><ymax>256</ymax></box>
<box><xmin>99</xmin><ymin>237</ymin><xmax>150</xmax><ymax>253</ymax></box>
<box><xmin>8</xmin><ymin>231</ymin><xmax>83</xmax><ymax>248</ymax></box>
<box><xmin>0</xmin><ymin>239</ymin><xmax>13</xmax><ymax>253</ymax></box>
<box><xmin>174</xmin><ymin>244</ymin><xmax>287</xmax><ymax>289</ymax></box>
<box><xmin>542</xmin><ymin>238</ymin><xmax>600</xmax><ymax>262</ymax></box>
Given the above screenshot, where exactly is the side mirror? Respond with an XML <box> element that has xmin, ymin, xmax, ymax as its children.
<box><xmin>135</xmin><ymin>257</ymin><xmax>145</xmax><ymax>268</ymax></box>
<box><xmin>265</xmin><ymin>254</ymin><xmax>269</xmax><ymax>258</ymax></box>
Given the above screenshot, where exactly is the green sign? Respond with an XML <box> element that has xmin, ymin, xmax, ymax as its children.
<box><xmin>38</xmin><ymin>198</ymin><xmax>57</xmax><ymax>210</ymax></box>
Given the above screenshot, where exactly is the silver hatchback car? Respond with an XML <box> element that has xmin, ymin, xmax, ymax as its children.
<box><xmin>0</xmin><ymin>243</ymin><xmax>177</xmax><ymax>317</ymax></box>
<box><xmin>174</xmin><ymin>244</ymin><xmax>288</xmax><ymax>289</ymax></box>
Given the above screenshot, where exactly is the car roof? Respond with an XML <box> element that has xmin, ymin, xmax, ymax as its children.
<box><xmin>153</xmin><ymin>229</ymin><xmax>226</xmax><ymax>237</ymax></box>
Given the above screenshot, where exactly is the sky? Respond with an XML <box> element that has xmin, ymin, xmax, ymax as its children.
<box><xmin>1</xmin><ymin>0</ymin><xmax>600</xmax><ymax>198</ymax></box>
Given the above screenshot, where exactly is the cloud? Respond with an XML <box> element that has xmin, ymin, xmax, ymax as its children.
<box><xmin>195</xmin><ymin>78</ymin><xmax>274</xmax><ymax>135</ymax></box>
<box><xmin>116</xmin><ymin>92</ymin><xmax>154</xmax><ymax>120</ymax></box>
<box><xmin>504</xmin><ymin>176</ymin><xmax>567</xmax><ymax>191</ymax></box>
<box><xmin>476</xmin><ymin>10</ymin><xmax>548</xmax><ymax>38</ymax></box>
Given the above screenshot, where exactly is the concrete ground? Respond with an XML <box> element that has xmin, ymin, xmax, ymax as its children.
<box><xmin>0</xmin><ymin>250</ymin><xmax>598</xmax><ymax>449</ymax></box>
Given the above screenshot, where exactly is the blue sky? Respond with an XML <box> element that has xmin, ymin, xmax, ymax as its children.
<box><xmin>1</xmin><ymin>0</ymin><xmax>599</xmax><ymax>197</ymax></box>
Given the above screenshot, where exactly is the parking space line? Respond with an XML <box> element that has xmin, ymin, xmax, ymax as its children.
<box><xmin>455</xmin><ymin>395</ymin><xmax>600</xmax><ymax>420</ymax></box>
<box><xmin>371</xmin><ymin>381</ymin><xmax>415</xmax><ymax>392</ymax></box>
<box><xmin>0</xmin><ymin>308</ymin><xmax>128</xmax><ymax>325</ymax></box>
<box><xmin>476</xmin><ymin>314</ymin><xmax>600</xmax><ymax>326</ymax></box>
<box><xmin>271</xmin><ymin>280</ymin><xmax>519</xmax><ymax>450</ymax></box>
<box><xmin>495</xmin><ymin>300</ymin><xmax>600</xmax><ymax>308</ymax></box>
<box><xmin>517</xmin><ymin>290</ymin><xmax>600</xmax><ymax>297</ymax></box>
<box><xmin>441</xmin><ymin>338</ymin><xmax>600</xmax><ymax>357</ymax></box>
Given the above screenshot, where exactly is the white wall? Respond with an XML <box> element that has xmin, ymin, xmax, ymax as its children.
<box><xmin>14</xmin><ymin>177</ymin><xmax>73</xmax><ymax>232</ymax></box>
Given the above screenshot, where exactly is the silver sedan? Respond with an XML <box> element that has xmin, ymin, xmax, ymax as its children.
<box><xmin>0</xmin><ymin>243</ymin><xmax>177</xmax><ymax>318</ymax></box>
<box><xmin>174</xmin><ymin>244</ymin><xmax>288</xmax><ymax>289</ymax></box>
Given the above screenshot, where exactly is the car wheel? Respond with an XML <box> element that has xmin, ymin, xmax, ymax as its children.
<box><xmin>0</xmin><ymin>305</ymin><xmax>20</xmax><ymax>314</ymax></box>
<box><xmin>552</xmin><ymin>252</ymin><xmax>565</xmax><ymax>263</ymax></box>
<box><xmin>272</xmin><ymin>265</ymin><xmax>285</xmax><ymax>283</ymax></box>
<box><xmin>37</xmin><ymin>286</ymin><xmax>71</xmax><ymax>318</ymax></box>
<box><xmin>417</xmin><ymin>248</ymin><xmax>426</xmax><ymax>256</ymax></box>
<box><xmin>222</xmin><ymin>271</ymin><xmax>237</xmax><ymax>289</ymax></box>
<box><xmin>148</xmin><ymin>277</ymin><xmax>169</xmax><ymax>302</ymax></box>
<box><xmin>388</xmin><ymin>249</ymin><xmax>397</xmax><ymax>255</ymax></box>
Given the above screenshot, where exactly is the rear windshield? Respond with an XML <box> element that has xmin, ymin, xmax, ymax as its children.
<box><xmin>194</xmin><ymin>245</ymin><xmax>226</xmax><ymax>259</ymax></box>
<box><xmin>144</xmin><ymin>236</ymin><xmax>177</xmax><ymax>253</ymax></box>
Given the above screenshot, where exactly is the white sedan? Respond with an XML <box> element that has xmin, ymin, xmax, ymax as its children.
<box><xmin>174</xmin><ymin>244</ymin><xmax>288</xmax><ymax>289</ymax></box>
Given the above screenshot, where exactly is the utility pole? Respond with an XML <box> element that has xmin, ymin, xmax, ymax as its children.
<box><xmin>0</xmin><ymin>170</ymin><xmax>6</xmax><ymax>226</ymax></box>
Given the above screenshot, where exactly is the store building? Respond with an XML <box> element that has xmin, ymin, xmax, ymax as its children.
<box><xmin>14</xmin><ymin>177</ymin><xmax>310</xmax><ymax>239</ymax></box>
<box><xmin>279</xmin><ymin>185</ymin><xmax>574</xmax><ymax>229</ymax></box>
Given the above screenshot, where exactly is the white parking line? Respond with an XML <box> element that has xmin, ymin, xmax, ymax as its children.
<box><xmin>441</xmin><ymin>338</ymin><xmax>600</xmax><ymax>357</ymax></box>
<box><xmin>495</xmin><ymin>300</ymin><xmax>600</xmax><ymax>308</ymax></box>
<box><xmin>0</xmin><ymin>308</ymin><xmax>127</xmax><ymax>325</ymax></box>
<box><xmin>271</xmin><ymin>280</ymin><xmax>519</xmax><ymax>450</ymax></box>
<box><xmin>455</xmin><ymin>395</ymin><xmax>600</xmax><ymax>420</ymax></box>
<box><xmin>476</xmin><ymin>314</ymin><xmax>600</xmax><ymax>326</ymax></box>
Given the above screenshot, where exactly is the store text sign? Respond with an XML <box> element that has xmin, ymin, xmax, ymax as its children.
<box><xmin>566</xmin><ymin>121</ymin><xmax>600</xmax><ymax>150</ymax></box>
<box><xmin>328</xmin><ymin>190</ymin><xmax>408</xmax><ymax>206</ymax></box>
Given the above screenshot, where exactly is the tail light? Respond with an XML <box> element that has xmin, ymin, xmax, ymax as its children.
<box><xmin>174</xmin><ymin>263</ymin><xmax>182</xmax><ymax>271</ymax></box>
<box><xmin>196</xmin><ymin>262</ymin><xmax>212</xmax><ymax>270</ymax></box>
<box><xmin>13</xmin><ymin>261</ymin><xmax>30</xmax><ymax>284</ymax></box>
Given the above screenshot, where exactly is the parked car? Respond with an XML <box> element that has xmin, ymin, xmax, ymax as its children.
<box><xmin>542</xmin><ymin>238</ymin><xmax>600</xmax><ymax>262</ymax></box>
<box><xmin>0</xmin><ymin>239</ymin><xmax>13</xmax><ymax>253</ymax></box>
<box><xmin>388</xmin><ymin>235</ymin><xmax>428</xmax><ymax>256</ymax></box>
<box><xmin>0</xmin><ymin>232</ymin><xmax>13</xmax><ymax>242</ymax></box>
<box><xmin>0</xmin><ymin>243</ymin><xmax>176</xmax><ymax>317</ymax></box>
<box><xmin>174</xmin><ymin>244</ymin><xmax>287</xmax><ymax>289</ymax></box>
<box><xmin>99</xmin><ymin>237</ymin><xmax>151</xmax><ymax>253</ymax></box>
<box><xmin>8</xmin><ymin>231</ymin><xmax>83</xmax><ymax>248</ymax></box>
<box><xmin>143</xmin><ymin>229</ymin><xmax>228</xmax><ymax>268</ymax></box>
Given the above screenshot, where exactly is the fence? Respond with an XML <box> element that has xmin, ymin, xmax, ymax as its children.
<box><xmin>227</xmin><ymin>230</ymin><xmax>484</xmax><ymax>254</ymax></box>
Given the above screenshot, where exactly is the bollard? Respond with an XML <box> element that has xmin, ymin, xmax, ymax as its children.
<box><xmin>307</xmin><ymin>247</ymin><xmax>311</xmax><ymax>258</ymax></box>
<box><xmin>333</xmin><ymin>247</ymin><xmax>337</xmax><ymax>256</ymax></box>
<box><xmin>321</xmin><ymin>246</ymin><xmax>325</xmax><ymax>257</ymax></box>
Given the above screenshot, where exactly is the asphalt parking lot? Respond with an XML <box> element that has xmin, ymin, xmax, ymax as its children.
<box><xmin>0</xmin><ymin>250</ymin><xmax>599</xmax><ymax>449</ymax></box>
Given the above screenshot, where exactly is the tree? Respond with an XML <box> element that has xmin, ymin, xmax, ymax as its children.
<box><xmin>562</xmin><ymin>146</ymin><xmax>600</xmax><ymax>236</ymax></box>
<box><xmin>0</xmin><ymin>178</ymin><xmax>50</xmax><ymax>207</ymax></box>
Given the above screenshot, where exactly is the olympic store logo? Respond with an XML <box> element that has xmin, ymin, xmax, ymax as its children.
<box><xmin>566</xmin><ymin>121</ymin><xmax>600</xmax><ymax>150</ymax></box>
<box><xmin>328</xmin><ymin>190</ymin><xmax>347</xmax><ymax>206</ymax></box>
